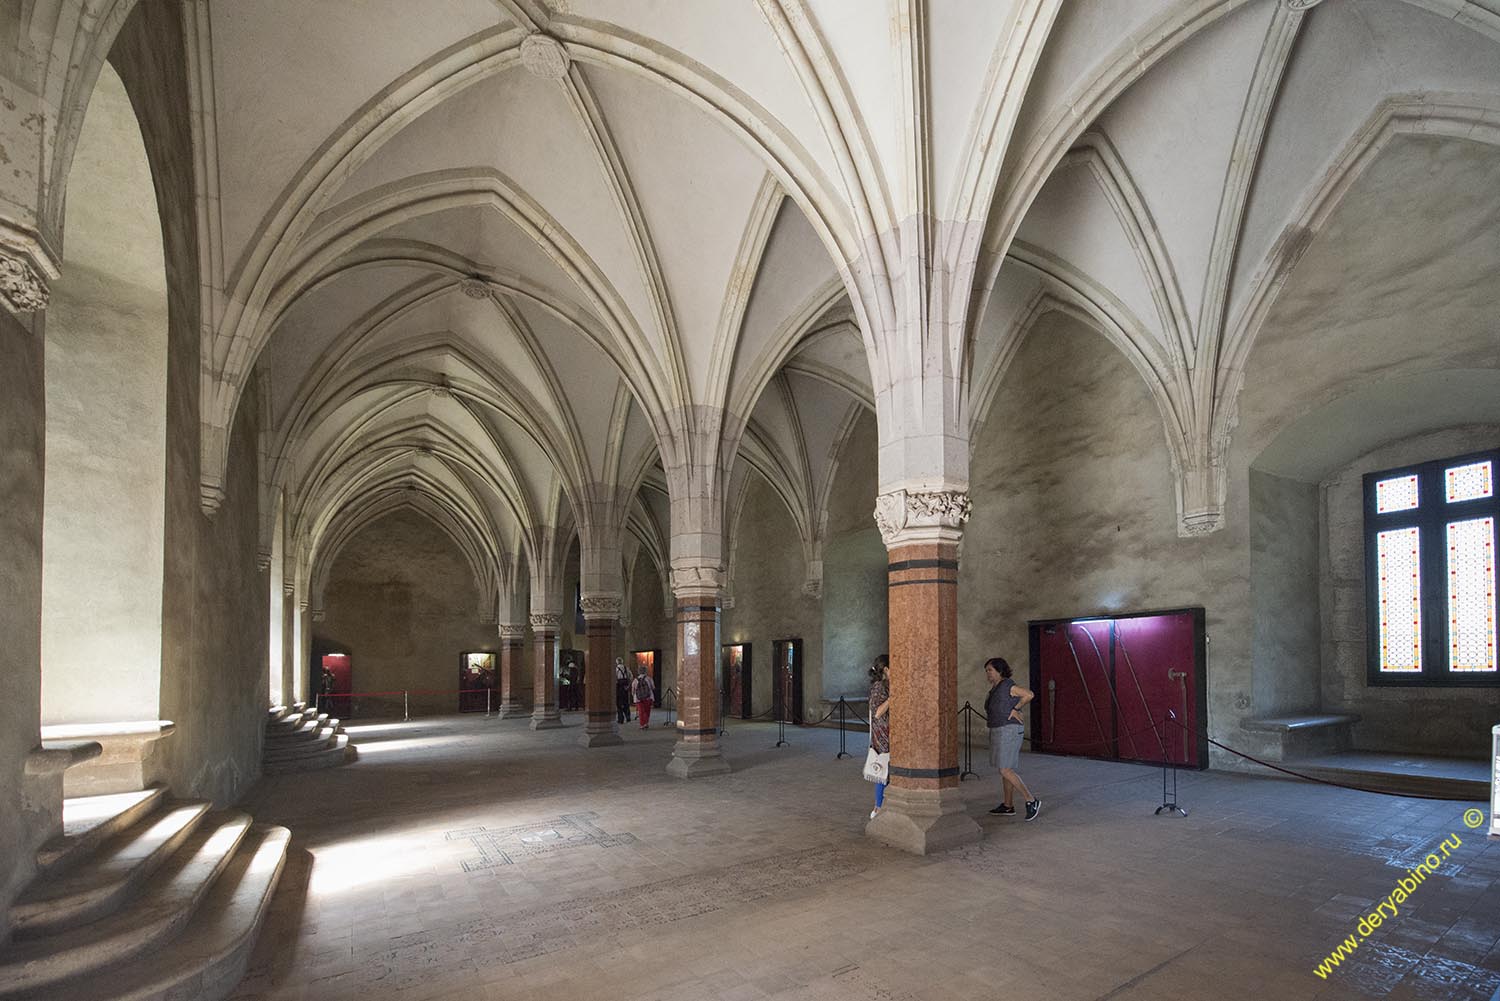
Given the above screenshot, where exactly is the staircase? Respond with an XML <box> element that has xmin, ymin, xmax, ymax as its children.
<box><xmin>0</xmin><ymin>785</ymin><xmax>289</xmax><ymax>1001</ymax></box>
<box><xmin>263</xmin><ymin>703</ymin><xmax>355</xmax><ymax>774</ymax></box>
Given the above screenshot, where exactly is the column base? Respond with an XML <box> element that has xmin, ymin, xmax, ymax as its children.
<box><xmin>495</xmin><ymin>700</ymin><xmax>526</xmax><ymax>719</ymax></box>
<box><xmin>865</xmin><ymin>785</ymin><xmax>980</xmax><ymax>855</ymax></box>
<box><xmin>579</xmin><ymin>719</ymin><xmax>623</xmax><ymax>747</ymax></box>
<box><xmin>665</xmin><ymin>737</ymin><xmax>731</xmax><ymax>778</ymax></box>
<box><xmin>529</xmin><ymin>708</ymin><xmax>563</xmax><ymax>730</ymax></box>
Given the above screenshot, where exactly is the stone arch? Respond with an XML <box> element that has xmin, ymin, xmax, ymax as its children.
<box><xmin>39</xmin><ymin>60</ymin><xmax>168</xmax><ymax>726</ymax></box>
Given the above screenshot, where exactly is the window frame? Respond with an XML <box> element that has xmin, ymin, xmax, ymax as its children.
<box><xmin>1364</xmin><ymin>446</ymin><xmax>1500</xmax><ymax>687</ymax></box>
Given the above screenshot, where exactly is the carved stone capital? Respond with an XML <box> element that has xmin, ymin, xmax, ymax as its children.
<box><xmin>255</xmin><ymin>550</ymin><xmax>272</xmax><ymax>573</ymax></box>
<box><xmin>670</xmin><ymin>563</ymin><xmax>724</xmax><ymax>598</ymax></box>
<box><xmin>529</xmin><ymin>611</ymin><xmax>561</xmax><ymax>630</ymax></box>
<box><xmin>801</xmin><ymin>578</ymin><xmax>823</xmax><ymax>600</ymax></box>
<box><xmin>873</xmin><ymin>489</ymin><xmax>971</xmax><ymax>548</ymax></box>
<box><xmin>0</xmin><ymin>253</ymin><xmax>48</xmax><ymax>313</ymax></box>
<box><xmin>498</xmin><ymin>623</ymin><xmax>527</xmax><ymax>640</ymax></box>
<box><xmin>520</xmin><ymin>33</ymin><xmax>570</xmax><ymax>80</ymax></box>
<box><xmin>282</xmin><ymin>582</ymin><xmax>295</xmax><ymax>598</ymax></box>
<box><xmin>298</xmin><ymin>600</ymin><xmax>310</xmax><ymax>613</ymax></box>
<box><xmin>311</xmin><ymin>607</ymin><xmax>326</xmax><ymax>622</ymax></box>
<box><xmin>579</xmin><ymin>593</ymin><xmax>623</xmax><ymax>620</ymax></box>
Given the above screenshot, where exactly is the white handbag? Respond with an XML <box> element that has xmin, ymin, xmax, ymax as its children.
<box><xmin>862</xmin><ymin>747</ymin><xmax>890</xmax><ymax>783</ymax></box>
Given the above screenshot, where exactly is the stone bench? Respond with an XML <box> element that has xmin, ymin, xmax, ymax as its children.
<box><xmin>1240</xmin><ymin>713</ymin><xmax>1360</xmax><ymax>760</ymax></box>
<box><xmin>40</xmin><ymin>720</ymin><xmax>176</xmax><ymax>796</ymax></box>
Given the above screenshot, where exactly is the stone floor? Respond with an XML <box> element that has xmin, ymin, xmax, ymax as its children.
<box><xmin>231</xmin><ymin>713</ymin><xmax>1500</xmax><ymax>1001</ymax></box>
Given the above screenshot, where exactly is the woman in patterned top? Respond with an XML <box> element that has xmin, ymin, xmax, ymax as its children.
<box><xmin>868</xmin><ymin>653</ymin><xmax>891</xmax><ymax>819</ymax></box>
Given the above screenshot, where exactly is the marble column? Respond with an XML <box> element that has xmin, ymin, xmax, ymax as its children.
<box><xmin>529</xmin><ymin>614</ymin><xmax>563</xmax><ymax>729</ymax></box>
<box><xmin>579</xmin><ymin>595</ymin><xmax>623</xmax><ymax>747</ymax></box>
<box><xmin>866</xmin><ymin>489</ymin><xmax>981</xmax><ymax>853</ymax></box>
<box><xmin>666</xmin><ymin>567</ymin><xmax>730</xmax><ymax>778</ymax></box>
<box><xmin>496</xmin><ymin>624</ymin><xmax>527</xmax><ymax>718</ymax></box>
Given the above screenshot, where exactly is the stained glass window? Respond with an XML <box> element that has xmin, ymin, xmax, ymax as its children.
<box><xmin>1367</xmin><ymin>449</ymin><xmax>1499</xmax><ymax>685</ymax></box>
<box><xmin>1448</xmin><ymin>517</ymin><xmax>1497</xmax><ymax>672</ymax></box>
<box><xmin>1376</xmin><ymin>527</ymin><xmax>1422</xmax><ymax>672</ymax></box>
<box><xmin>1376</xmin><ymin>474</ymin><xmax>1420</xmax><ymax>513</ymax></box>
<box><xmin>1446</xmin><ymin>460</ymin><xmax>1493</xmax><ymax>504</ymax></box>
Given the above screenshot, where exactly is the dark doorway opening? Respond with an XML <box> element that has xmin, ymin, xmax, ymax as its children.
<box><xmin>723</xmin><ymin>643</ymin><xmax>752</xmax><ymax>718</ymax></box>
<box><xmin>1027</xmin><ymin>608</ymin><xmax>1207</xmax><ymax>768</ymax></box>
<box><xmin>559</xmin><ymin>648</ymin><xmax>585</xmax><ymax>711</ymax></box>
<box><xmin>459</xmin><ymin>652</ymin><xmax>495</xmax><ymax>712</ymax></box>
<box><xmin>771</xmin><ymin>638</ymin><xmax>803</xmax><ymax>724</ymax></box>
<box><xmin>318</xmin><ymin>652</ymin><xmax>352</xmax><ymax>715</ymax></box>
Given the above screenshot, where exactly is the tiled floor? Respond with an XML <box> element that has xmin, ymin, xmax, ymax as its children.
<box><xmin>232</xmin><ymin>713</ymin><xmax>1500</xmax><ymax>1001</ymax></box>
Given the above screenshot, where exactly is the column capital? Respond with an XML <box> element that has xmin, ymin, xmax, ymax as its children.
<box><xmin>874</xmin><ymin>488</ymin><xmax>972</xmax><ymax>548</ymax></box>
<box><xmin>498</xmin><ymin>623</ymin><xmax>527</xmax><ymax>640</ymax></box>
<box><xmin>670</xmin><ymin>563</ymin><xmax>724</xmax><ymax>600</ymax></box>
<box><xmin>579</xmin><ymin>593</ymin><xmax>623</xmax><ymax>621</ymax></box>
<box><xmin>529</xmin><ymin>611</ymin><xmax>561</xmax><ymax>631</ymax></box>
<box><xmin>310</xmin><ymin>607</ymin><xmax>326</xmax><ymax>622</ymax></box>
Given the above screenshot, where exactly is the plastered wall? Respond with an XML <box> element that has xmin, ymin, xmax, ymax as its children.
<box><xmin>316</xmin><ymin>510</ymin><xmax>499</xmax><ymax>718</ymax></box>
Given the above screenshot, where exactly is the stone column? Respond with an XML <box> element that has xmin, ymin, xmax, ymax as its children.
<box><xmin>666</xmin><ymin>566</ymin><xmax>730</xmax><ymax>778</ymax></box>
<box><xmin>280</xmin><ymin>583</ymin><xmax>296</xmax><ymax>707</ymax></box>
<box><xmin>529</xmin><ymin>613</ymin><xmax>563</xmax><ymax>729</ymax></box>
<box><xmin>866</xmin><ymin>489</ymin><xmax>981</xmax><ymax>854</ymax></box>
<box><xmin>496</xmin><ymin>624</ymin><xmax>527</xmax><ymax>718</ymax></box>
<box><xmin>579</xmin><ymin>595</ymin><xmax>623</xmax><ymax>747</ymax></box>
<box><xmin>0</xmin><ymin>261</ymin><xmax>52</xmax><ymax>941</ymax></box>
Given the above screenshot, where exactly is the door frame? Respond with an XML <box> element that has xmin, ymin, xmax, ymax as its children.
<box><xmin>770</xmin><ymin>637</ymin><xmax>804</xmax><ymax>724</ymax></box>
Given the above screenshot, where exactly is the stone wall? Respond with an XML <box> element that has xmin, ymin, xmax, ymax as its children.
<box><xmin>1248</xmin><ymin>470</ymin><xmax>1321</xmax><ymax>718</ymax></box>
<box><xmin>819</xmin><ymin>413</ymin><xmax>886</xmax><ymax>702</ymax></box>
<box><xmin>959</xmin><ymin>312</ymin><xmax>1249</xmax><ymax>766</ymax></box>
<box><xmin>1319</xmin><ymin>426</ymin><xmax>1500</xmax><ymax>756</ymax></box>
<box><xmin>316</xmin><ymin>510</ymin><xmax>499</xmax><ymax>718</ymax></box>
<box><xmin>622</xmin><ymin>551</ymin><xmax>673</xmax><ymax>697</ymax></box>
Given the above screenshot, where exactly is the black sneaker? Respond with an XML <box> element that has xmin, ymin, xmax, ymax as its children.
<box><xmin>989</xmin><ymin>804</ymin><xmax>1016</xmax><ymax>816</ymax></box>
<box><xmin>1024</xmin><ymin>799</ymin><xmax>1041</xmax><ymax>821</ymax></box>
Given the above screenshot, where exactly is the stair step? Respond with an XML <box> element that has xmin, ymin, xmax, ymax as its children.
<box><xmin>36</xmin><ymin>788</ymin><xmax>167</xmax><ymax>880</ymax></box>
<box><xmin>0</xmin><ymin>811</ymin><xmax>252</xmax><ymax>997</ymax></box>
<box><xmin>264</xmin><ymin>722</ymin><xmax>330</xmax><ymax>745</ymax></box>
<box><xmin>13</xmin><ymin>825</ymin><xmax>291</xmax><ymax>1001</ymax></box>
<box><xmin>263</xmin><ymin>735</ymin><xmax>353</xmax><ymax>775</ymax></box>
<box><xmin>262</xmin><ymin>733</ymin><xmax>338</xmax><ymax>761</ymax></box>
<box><xmin>12</xmin><ymin>800</ymin><xmax>212</xmax><ymax>937</ymax></box>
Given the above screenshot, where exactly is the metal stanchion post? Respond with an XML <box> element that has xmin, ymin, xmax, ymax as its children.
<box><xmin>959</xmin><ymin>702</ymin><xmax>978</xmax><ymax>781</ymax></box>
<box><xmin>1155</xmin><ymin>710</ymin><xmax>1188</xmax><ymax>816</ymax></box>
<box><xmin>775</xmin><ymin>706</ymin><xmax>788</xmax><ymax>748</ymax></box>
<box><xmin>486</xmin><ymin>687</ymin><xmax>493</xmax><ymax>718</ymax></box>
<box><xmin>403</xmin><ymin>690</ymin><xmax>410</xmax><ymax>722</ymax></box>
<box><xmin>836</xmin><ymin>698</ymin><xmax>851</xmax><ymax>759</ymax></box>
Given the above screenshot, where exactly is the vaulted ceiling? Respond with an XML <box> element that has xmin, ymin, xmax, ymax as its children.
<box><xmin>110</xmin><ymin>0</ymin><xmax>1498</xmax><ymax>616</ymax></box>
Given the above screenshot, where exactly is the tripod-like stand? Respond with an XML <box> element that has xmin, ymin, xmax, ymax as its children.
<box><xmin>1155</xmin><ymin>710</ymin><xmax>1188</xmax><ymax>817</ymax></box>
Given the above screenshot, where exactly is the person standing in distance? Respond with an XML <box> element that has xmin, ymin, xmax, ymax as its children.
<box><xmin>632</xmin><ymin>666</ymin><xmax>655</xmax><ymax>729</ymax></box>
<box><xmin>984</xmin><ymin>657</ymin><xmax>1040</xmax><ymax>820</ymax></box>
<box><xmin>867</xmin><ymin>654</ymin><xmax>892</xmax><ymax>820</ymax></box>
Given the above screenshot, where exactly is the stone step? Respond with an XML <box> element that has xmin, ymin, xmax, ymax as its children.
<box><xmin>36</xmin><ymin>788</ymin><xmax>167</xmax><ymax>881</ymax></box>
<box><xmin>14</xmin><ymin>825</ymin><xmax>291</xmax><ymax>1001</ymax></box>
<box><xmin>263</xmin><ymin>735</ymin><xmax>354</xmax><ymax>775</ymax></box>
<box><xmin>262</xmin><ymin>731</ymin><xmax>338</xmax><ymax>761</ymax></box>
<box><xmin>0</xmin><ymin>811</ymin><xmax>251</xmax><ymax>997</ymax></box>
<box><xmin>11</xmin><ymin>800</ymin><xmax>212</xmax><ymax>938</ymax></box>
<box><xmin>263</xmin><ymin>721</ymin><xmax>331</xmax><ymax>747</ymax></box>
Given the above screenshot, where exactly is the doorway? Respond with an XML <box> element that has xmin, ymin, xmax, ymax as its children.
<box><xmin>319</xmin><ymin>653</ymin><xmax>352</xmax><ymax>715</ymax></box>
<box><xmin>770</xmin><ymin>638</ymin><xmax>803</xmax><ymax>724</ymax></box>
<box><xmin>722</xmin><ymin>643</ymin><xmax>752</xmax><ymax>718</ymax></box>
<box><xmin>1027</xmin><ymin>609</ymin><xmax>1206</xmax><ymax>768</ymax></box>
<box><xmin>459</xmin><ymin>652</ymin><xmax>495</xmax><ymax>712</ymax></box>
<box><xmin>632</xmin><ymin>649</ymin><xmax>660</xmax><ymax>704</ymax></box>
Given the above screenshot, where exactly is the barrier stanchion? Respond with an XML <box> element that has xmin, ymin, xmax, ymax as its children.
<box><xmin>403</xmin><ymin>690</ymin><xmax>409</xmax><ymax>722</ymax></box>
<box><xmin>958</xmin><ymin>701</ymin><xmax>980</xmax><ymax>781</ymax></box>
<box><xmin>486</xmin><ymin>687</ymin><xmax>493</xmax><ymax>719</ymax></box>
<box><xmin>836</xmin><ymin>697</ymin><xmax>851</xmax><ymax>759</ymax></box>
<box><xmin>775</xmin><ymin>714</ymin><xmax>788</xmax><ymax>748</ymax></box>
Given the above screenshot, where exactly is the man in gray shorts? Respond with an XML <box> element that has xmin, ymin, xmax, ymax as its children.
<box><xmin>984</xmin><ymin>657</ymin><xmax>1039</xmax><ymax>820</ymax></box>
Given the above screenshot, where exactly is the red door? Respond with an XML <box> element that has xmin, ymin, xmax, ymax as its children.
<box><xmin>320</xmin><ymin>654</ymin><xmax>352</xmax><ymax>715</ymax></box>
<box><xmin>1114</xmin><ymin>614</ymin><xmax>1198</xmax><ymax>766</ymax></box>
<box><xmin>1036</xmin><ymin>621</ymin><xmax>1115</xmax><ymax>758</ymax></box>
<box><xmin>1032</xmin><ymin>610</ymin><xmax>1204</xmax><ymax>768</ymax></box>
